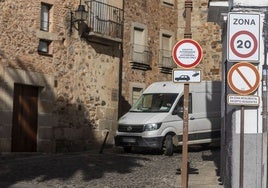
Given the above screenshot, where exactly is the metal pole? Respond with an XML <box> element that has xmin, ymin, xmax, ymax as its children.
<box><xmin>181</xmin><ymin>1</ymin><xmax>192</xmax><ymax>188</ymax></box>
<box><xmin>99</xmin><ymin>130</ymin><xmax>109</xmax><ymax>154</ymax></box>
<box><xmin>239</xmin><ymin>106</ymin><xmax>245</xmax><ymax>188</ymax></box>
<box><xmin>184</xmin><ymin>1</ymin><xmax>192</xmax><ymax>39</ymax></box>
<box><xmin>182</xmin><ymin>83</ymin><xmax>189</xmax><ymax>188</ymax></box>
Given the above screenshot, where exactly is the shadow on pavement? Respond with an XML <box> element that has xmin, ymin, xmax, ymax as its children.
<box><xmin>0</xmin><ymin>150</ymin><xmax>150</xmax><ymax>187</ymax></box>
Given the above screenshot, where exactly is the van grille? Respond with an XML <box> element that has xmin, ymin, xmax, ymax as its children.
<box><xmin>118</xmin><ymin>124</ymin><xmax>144</xmax><ymax>133</ymax></box>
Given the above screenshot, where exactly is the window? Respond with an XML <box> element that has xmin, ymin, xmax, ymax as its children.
<box><xmin>130</xmin><ymin>93</ymin><xmax>178</xmax><ymax>112</ymax></box>
<box><xmin>159</xmin><ymin>32</ymin><xmax>175</xmax><ymax>69</ymax></box>
<box><xmin>133</xmin><ymin>27</ymin><xmax>146</xmax><ymax>53</ymax></box>
<box><xmin>132</xmin><ymin>87</ymin><xmax>143</xmax><ymax>105</ymax></box>
<box><xmin>131</xmin><ymin>26</ymin><xmax>149</xmax><ymax>64</ymax></box>
<box><xmin>38</xmin><ymin>39</ymin><xmax>51</xmax><ymax>54</ymax></box>
<box><xmin>175</xmin><ymin>93</ymin><xmax>192</xmax><ymax>114</ymax></box>
<box><xmin>40</xmin><ymin>3</ymin><xmax>52</xmax><ymax>31</ymax></box>
<box><xmin>162</xmin><ymin>34</ymin><xmax>172</xmax><ymax>52</ymax></box>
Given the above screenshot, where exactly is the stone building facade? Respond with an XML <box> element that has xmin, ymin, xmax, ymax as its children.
<box><xmin>0</xmin><ymin>0</ymin><xmax>123</xmax><ymax>152</ymax></box>
<box><xmin>120</xmin><ymin>0</ymin><xmax>223</xmax><ymax>116</ymax></box>
<box><xmin>0</xmin><ymin>0</ymin><xmax>223</xmax><ymax>153</ymax></box>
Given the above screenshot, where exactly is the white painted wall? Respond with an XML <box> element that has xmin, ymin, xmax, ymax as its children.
<box><xmin>231</xmin><ymin>0</ymin><xmax>268</xmax><ymax>7</ymax></box>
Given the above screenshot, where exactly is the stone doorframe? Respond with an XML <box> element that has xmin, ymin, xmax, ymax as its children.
<box><xmin>0</xmin><ymin>67</ymin><xmax>57</xmax><ymax>152</ymax></box>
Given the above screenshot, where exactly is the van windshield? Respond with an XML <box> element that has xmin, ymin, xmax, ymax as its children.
<box><xmin>130</xmin><ymin>93</ymin><xmax>178</xmax><ymax>112</ymax></box>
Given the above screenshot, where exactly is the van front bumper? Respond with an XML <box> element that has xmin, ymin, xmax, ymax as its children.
<box><xmin>114</xmin><ymin>135</ymin><xmax>163</xmax><ymax>149</ymax></box>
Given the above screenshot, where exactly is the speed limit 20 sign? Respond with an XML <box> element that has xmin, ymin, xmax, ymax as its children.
<box><xmin>227</xmin><ymin>13</ymin><xmax>260</xmax><ymax>62</ymax></box>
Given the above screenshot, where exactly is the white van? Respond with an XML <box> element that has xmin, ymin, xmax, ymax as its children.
<box><xmin>114</xmin><ymin>81</ymin><xmax>221</xmax><ymax>155</ymax></box>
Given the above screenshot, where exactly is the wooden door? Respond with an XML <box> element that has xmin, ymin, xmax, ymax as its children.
<box><xmin>12</xmin><ymin>84</ymin><xmax>38</xmax><ymax>152</ymax></box>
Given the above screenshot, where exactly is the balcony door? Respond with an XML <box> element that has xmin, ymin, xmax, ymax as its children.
<box><xmin>91</xmin><ymin>0</ymin><xmax>108</xmax><ymax>33</ymax></box>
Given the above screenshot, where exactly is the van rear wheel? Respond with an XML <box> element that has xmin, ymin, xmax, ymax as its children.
<box><xmin>163</xmin><ymin>135</ymin><xmax>174</xmax><ymax>156</ymax></box>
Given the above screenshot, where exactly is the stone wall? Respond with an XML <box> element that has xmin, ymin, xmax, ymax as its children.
<box><xmin>120</xmin><ymin>0</ymin><xmax>222</xmax><ymax>116</ymax></box>
<box><xmin>177</xmin><ymin>0</ymin><xmax>222</xmax><ymax>80</ymax></box>
<box><xmin>121</xmin><ymin>0</ymin><xmax>179</xmax><ymax>114</ymax></box>
<box><xmin>0</xmin><ymin>0</ymin><xmax>121</xmax><ymax>152</ymax></box>
<box><xmin>0</xmin><ymin>0</ymin><xmax>223</xmax><ymax>153</ymax></box>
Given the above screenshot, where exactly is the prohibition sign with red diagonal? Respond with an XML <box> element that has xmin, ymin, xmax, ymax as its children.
<box><xmin>227</xmin><ymin>62</ymin><xmax>260</xmax><ymax>95</ymax></box>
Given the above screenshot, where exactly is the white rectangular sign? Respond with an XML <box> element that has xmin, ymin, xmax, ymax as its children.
<box><xmin>172</xmin><ymin>69</ymin><xmax>201</xmax><ymax>83</ymax></box>
<box><xmin>227</xmin><ymin>13</ymin><xmax>260</xmax><ymax>62</ymax></box>
<box><xmin>227</xmin><ymin>94</ymin><xmax>260</xmax><ymax>106</ymax></box>
<box><xmin>233</xmin><ymin>0</ymin><xmax>268</xmax><ymax>7</ymax></box>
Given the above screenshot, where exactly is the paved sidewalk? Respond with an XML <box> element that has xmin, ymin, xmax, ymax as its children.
<box><xmin>175</xmin><ymin>160</ymin><xmax>223</xmax><ymax>188</ymax></box>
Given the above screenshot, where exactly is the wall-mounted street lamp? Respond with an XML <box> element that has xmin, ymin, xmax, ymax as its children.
<box><xmin>70</xmin><ymin>0</ymin><xmax>90</xmax><ymax>37</ymax></box>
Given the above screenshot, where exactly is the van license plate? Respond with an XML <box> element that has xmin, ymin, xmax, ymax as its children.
<box><xmin>123</xmin><ymin>138</ymin><xmax>136</xmax><ymax>143</ymax></box>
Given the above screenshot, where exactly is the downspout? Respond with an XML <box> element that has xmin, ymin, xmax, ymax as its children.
<box><xmin>118</xmin><ymin>0</ymin><xmax>125</xmax><ymax>119</ymax></box>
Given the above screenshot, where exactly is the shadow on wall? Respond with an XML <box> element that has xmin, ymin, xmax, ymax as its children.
<box><xmin>85</xmin><ymin>38</ymin><xmax>122</xmax><ymax>58</ymax></box>
<box><xmin>118</xmin><ymin>95</ymin><xmax>131</xmax><ymax>118</ymax></box>
<box><xmin>201</xmin><ymin>81</ymin><xmax>223</xmax><ymax>186</ymax></box>
<box><xmin>0</xmin><ymin>51</ymin><xmax>104</xmax><ymax>153</ymax></box>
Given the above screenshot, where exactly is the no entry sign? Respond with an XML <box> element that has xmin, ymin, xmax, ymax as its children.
<box><xmin>227</xmin><ymin>62</ymin><xmax>260</xmax><ymax>95</ymax></box>
<box><xmin>227</xmin><ymin>13</ymin><xmax>260</xmax><ymax>62</ymax></box>
<box><xmin>172</xmin><ymin>39</ymin><xmax>202</xmax><ymax>68</ymax></box>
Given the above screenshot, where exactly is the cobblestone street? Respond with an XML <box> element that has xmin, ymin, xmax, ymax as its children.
<box><xmin>0</xmin><ymin>146</ymin><xmax>222</xmax><ymax>188</ymax></box>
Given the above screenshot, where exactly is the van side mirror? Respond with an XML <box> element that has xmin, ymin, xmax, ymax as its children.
<box><xmin>172</xmin><ymin>106</ymin><xmax>184</xmax><ymax>116</ymax></box>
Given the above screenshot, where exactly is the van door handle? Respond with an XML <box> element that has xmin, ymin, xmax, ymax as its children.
<box><xmin>190</xmin><ymin>117</ymin><xmax>195</xmax><ymax>120</ymax></box>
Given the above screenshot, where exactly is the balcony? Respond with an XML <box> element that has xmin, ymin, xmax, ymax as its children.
<box><xmin>85</xmin><ymin>0</ymin><xmax>123</xmax><ymax>44</ymax></box>
<box><xmin>158</xmin><ymin>49</ymin><xmax>176</xmax><ymax>74</ymax></box>
<box><xmin>130</xmin><ymin>44</ymin><xmax>151</xmax><ymax>70</ymax></box>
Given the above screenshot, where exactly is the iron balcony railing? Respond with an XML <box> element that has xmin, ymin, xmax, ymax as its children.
<box><xmin>87</xmin><ymin>0</ymin><xmax>123</xmax><ymax>41</ymax></box>
<box><xmin>130</xmin><ymin>44</ymin><xmax>150</xmax><ymax>66</ymax></box>
<box><xmin>159</xmin><ymin>49</ymin><xmax>176</xmax><ymax>68</ymax></box>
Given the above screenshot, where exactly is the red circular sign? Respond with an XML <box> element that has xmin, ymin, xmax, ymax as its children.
<box><xmin>172</xmin><ymin>39</ymin><xmax>202</xmax><ymax>68</ymax></box>
<box><xmin>230</xmin><ymin>30</ymin><xmax>258</xmax><ymax>58</ymax></box>
<box><xmin>227</xmin><ymin>62</ymin><xmax>260</xmax><ymax>95</ymax></box>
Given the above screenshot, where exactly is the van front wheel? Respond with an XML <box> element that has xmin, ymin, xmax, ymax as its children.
<box><xmin>163</xmin><ymin>135</ymin><xmax>174</xmax><ymax>156</ymax></box>
<box><xmin>123</xmin><ymin>146</ymin><xmax>132</xmax><ymax>153</ymax></box>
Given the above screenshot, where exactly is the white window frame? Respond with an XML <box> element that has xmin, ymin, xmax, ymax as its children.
<box><xmin>129</xmin><ymin>82</ymin><xmax>146</xmax><ymax>105</ymax></box>
<box><xmin>129</xmin><ymin>23</ymin><xmax>149</xmax><ymax>64</ymax></box>
<box><xmin>131</xmin><ymin>22</ymin><xmax>147</xmax><ymax>47</ymax></box>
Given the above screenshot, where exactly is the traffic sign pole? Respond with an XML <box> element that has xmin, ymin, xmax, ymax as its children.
<box><xmin>239</xmin><ymin>106</ymin><xmax>245</xmax><ymax>188</ymax></box>
<box><xmin>172</xmin><ymin>2</ymin><xmax>203</xmax><ymax>187</ymax></box>
<box><xmin>181</xmin><ymin>1</ymin><xmax>192</xmax><ymax>188</ymax></box>
<box><xmin>227</xmin><ymin>62</ymin><xmax>261</xmax><ymax>188</ymax></box>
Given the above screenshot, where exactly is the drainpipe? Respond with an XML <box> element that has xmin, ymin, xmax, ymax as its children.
<box><xmin>118</xmin><ymin>0</ymin><xmax>125</xmax><ymax>119</ymax></box>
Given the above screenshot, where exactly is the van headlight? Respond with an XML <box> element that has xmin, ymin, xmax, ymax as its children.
<box><xmin>144</xmin><ymin>123</ymin><xmax>162</xmax><ymax>131</ymax></box>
